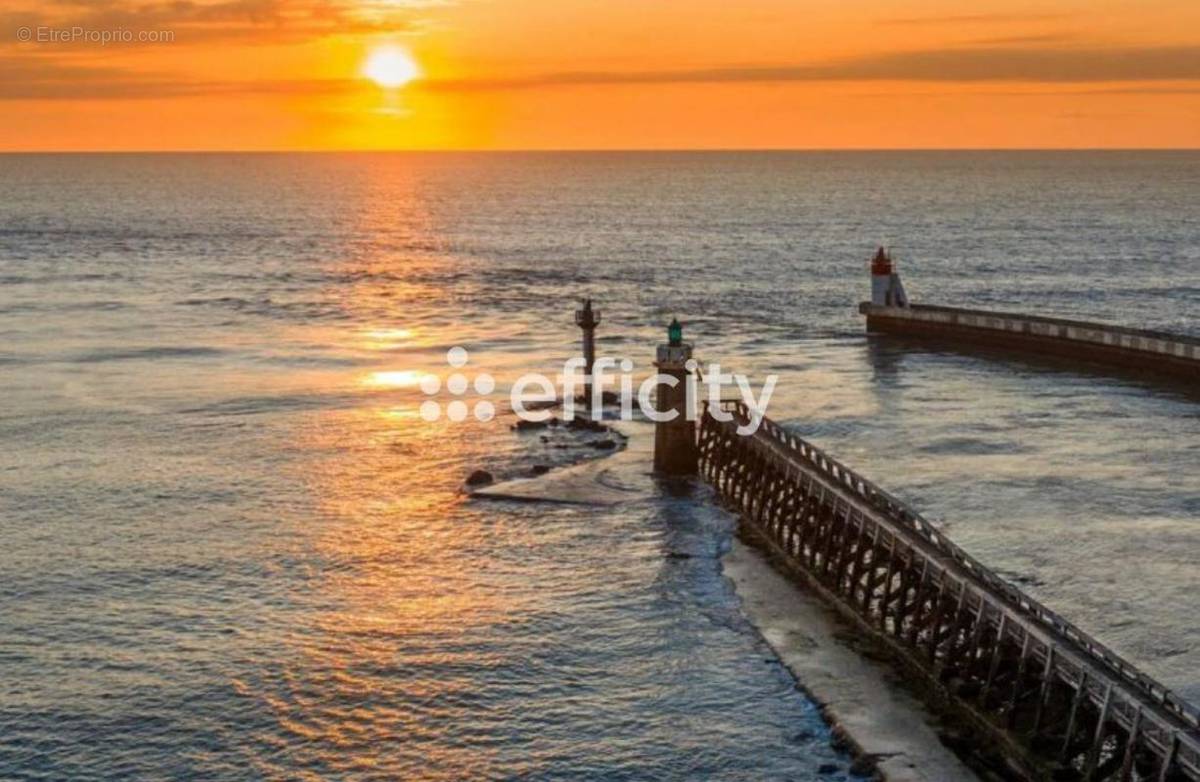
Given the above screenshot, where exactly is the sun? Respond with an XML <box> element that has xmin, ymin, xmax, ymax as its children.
<box><xmin>362</xmin><ymin>46</ymin><xmax>421</xmax><ymax>89</ymax></box>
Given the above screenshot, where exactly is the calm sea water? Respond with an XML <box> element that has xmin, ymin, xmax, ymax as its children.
<box><xmin>1</xmin><ymin>151</ymin><xmax>1197</xmax><ymax>780</ymax></box>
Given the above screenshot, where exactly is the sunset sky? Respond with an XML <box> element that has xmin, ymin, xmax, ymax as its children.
<box><xmin>3</xmin><ymin>0</ymin><xmax>1199</xmax><ymax>150</ymax></box>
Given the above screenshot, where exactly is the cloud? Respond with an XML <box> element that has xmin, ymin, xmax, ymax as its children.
<box><xmin>967</xmin><ymin>33</ymin><xmax>1076</xmax><ymax>46</ymax></box>
<box><xmin>879</xmin><ymin>13</ymin><xmax>1072</xmax><ymax>26</ymax></box>
<box><xmin>1054</xmin><ymin>86</ymin><xmax>1200</xmax><ymax>95</ymax></box>
<box><xmin>831</xmin><ymin>45</ymin><xmax>1200</xmax><ymax>82</ymax></box>
<box><xmin>5</xmin><ymin>43</ymin><xmax>1200</xmax><ymax>102</ymax></box>
<box><xmin>421</xmin><ymin>45</ymin><xmax>1200</xmax><ymax>91</ymax></box>
<box><xmin>845</xmin><ymin>85</ymin><xmax>1200</xmax><ymax>98</ymax></box>
<box><xmin>0</xmin><ymin>55</ymin><xmax>356</xmax><ymax>99</ymax></box>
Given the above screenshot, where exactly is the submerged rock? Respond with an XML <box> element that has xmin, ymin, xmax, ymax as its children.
<box><xmin>513</xmin><ymin>419</ymin><xmax>548</xmax><ymax>431</ymax></box>
<box><xmin>465</xmin><ymin>469</ymin><xmax>494</xmax><ymax>486</ymax></box>
<box><xmin>568</xmin><ymin>418</ymin><xmax>608</xmax><ymax>433</ymax></box>
<box><xmin>573</xmin><ymin>391</ymin><xmax>621</xmax><ymax>405</ymax></box>
<box><xmin>589</xmin><ymin>438</ymin><xmax>617</xmax><ymax>450</ymax></box>
<box><xmin>530</xmin><ymin>464</ymin><xmax>551</xmax><ymax>476</ymax></box>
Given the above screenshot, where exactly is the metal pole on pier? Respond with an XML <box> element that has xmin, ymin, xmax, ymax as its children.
<box><xmin>575</xmin><ymin>299</ymin><xmax>600</xmax><ymax>412</ymax></box>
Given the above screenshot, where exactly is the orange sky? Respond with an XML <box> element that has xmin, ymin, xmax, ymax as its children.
<box><xmin>3</xmin><ymin>0</ymin><xmax>1199</xmax><ymax>150</ymax></box>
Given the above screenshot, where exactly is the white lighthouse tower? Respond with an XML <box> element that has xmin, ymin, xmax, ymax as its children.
<box><xmin>870</xmin><ymin>246</ymin><xmax>909</xmax><ymax>308</ymax></box>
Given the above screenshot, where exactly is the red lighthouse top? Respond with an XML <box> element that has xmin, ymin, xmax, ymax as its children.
<box><xmin>871</xmin><ymin>246</ymin><xmax>893</xmax><ymax>276</ymax></box>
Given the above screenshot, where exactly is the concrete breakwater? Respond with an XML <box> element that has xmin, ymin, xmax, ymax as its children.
<box><xmin>698</xmin><ymin>399</ymin><xmax>1200</xmax><ymax>782</ymax></box>
<box><xmin>859</xmin><ymin>303</ymin><xmax>1200</xmax><ymax>381</ymax></box>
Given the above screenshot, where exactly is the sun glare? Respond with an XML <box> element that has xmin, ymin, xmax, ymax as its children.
<box><xmin>363</xmin><ymin>370</ymin><xmax>426</xmax><ymax>388</ymax></box>
<box><xmin>363</xmin><ymin>46</ymin><xmax>421</xmax><ymax>89</ymax></box>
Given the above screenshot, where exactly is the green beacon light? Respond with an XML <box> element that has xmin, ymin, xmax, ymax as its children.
<box><xmin>667</xmin><ymin>318</ymin><xmax>683</xmax><ymax>347</ymax></box>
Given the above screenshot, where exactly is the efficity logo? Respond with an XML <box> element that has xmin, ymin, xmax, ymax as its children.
<box><xmin>418</xmin><ymin>347</ymin><xmax>496</xmax><ymax>423</ymax></box>
<box><xmin>417</xmin><ymin>347</ymin><xmax>777</xmax><ymax>435</ymax></box>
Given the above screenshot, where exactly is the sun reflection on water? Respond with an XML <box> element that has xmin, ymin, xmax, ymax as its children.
<box><xmin>361</xmin><ymin>369</ymin><xmax>429</xmax><ymax>388</ymax></box>
<box><xmin>360</xmin><ymin>327</ymin><xmax>417</xmax><ymax>349</ymax></box>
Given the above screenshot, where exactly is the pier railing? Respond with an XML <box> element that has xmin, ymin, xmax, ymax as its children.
<box><xmin>700</xmin><ymin>400</ymin><xmax>1199</xmax><ymax>781</ymax></box>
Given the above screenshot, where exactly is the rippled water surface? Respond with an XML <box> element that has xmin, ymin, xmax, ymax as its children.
<box><xmin>1</xmin><ymin>151</ymin><xmax>1198</xmax><ymax>779</ymax></box>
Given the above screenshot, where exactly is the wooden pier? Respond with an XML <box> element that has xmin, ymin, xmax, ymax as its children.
<box><xmin>698</xmin><ymin>400</ymin><xmax>1200</xmax><ymax>781</ymax></box>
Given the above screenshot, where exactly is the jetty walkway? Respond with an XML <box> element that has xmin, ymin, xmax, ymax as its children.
<box><xmin>699</xmin><ymin>400</ymin><xmax>1199</xmax><ymax>782</ymax></box>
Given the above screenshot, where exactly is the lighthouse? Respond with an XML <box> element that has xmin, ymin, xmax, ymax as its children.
<box><xmin>653</xmin><ymin>318</ymin><xmax>698</xmax><ymax>475</ymax></box>
<box><xmin>870</xmin><ymin>247</ymin><xmax>909</xmax><ymax>308</ymax></box>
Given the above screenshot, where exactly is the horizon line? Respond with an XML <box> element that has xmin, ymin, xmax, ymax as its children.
<box><xmin>2</xmin><ymin>146</ymin><xmax>1199</xmax><ymax>154</ymax></box>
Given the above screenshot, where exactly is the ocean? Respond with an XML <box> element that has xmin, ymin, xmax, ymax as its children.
<box><xmin>1</xmin><ymin>151</ymin><xmax>1197</xmax><ymax>780</ymax></box>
